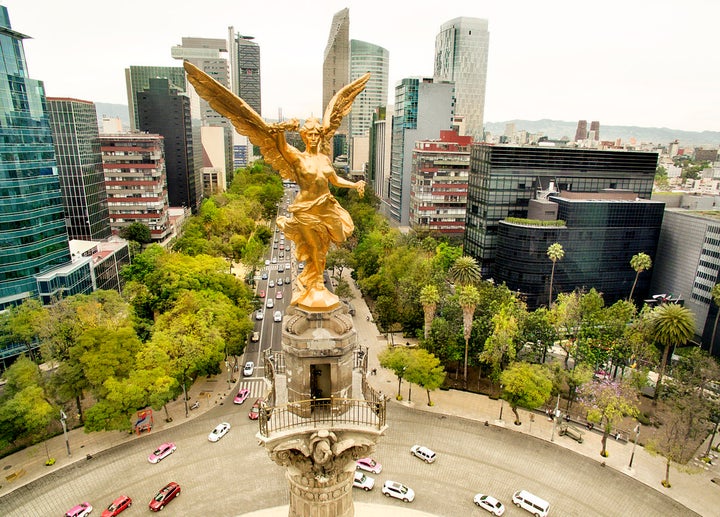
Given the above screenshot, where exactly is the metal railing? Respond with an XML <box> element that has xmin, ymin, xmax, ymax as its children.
<box><xmin>259</xmin><ymin>396</ymin><xmax>385</xmax><ymax>438</ymax></box>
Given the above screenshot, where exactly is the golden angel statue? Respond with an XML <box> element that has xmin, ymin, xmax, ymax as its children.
<box><xmin>183</xmin><ymin>61</ymin><xmax>368</xmax><ymax>310</ymax></box>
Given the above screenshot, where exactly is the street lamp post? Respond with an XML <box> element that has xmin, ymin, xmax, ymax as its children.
<box><xmin>60</xmin><ymin>410</ymin><xmax>71</xmax><ymax>456</ymax></box>
<box><xmin>629</xmin><ymin>423</ymin><xmax>641</xmax><ymax>469</ymax></box>
<box><xmin>550</xmin><ymin>393</ymin><xmax>560</xmax><ymax>442</ymax></box>
<box><xmin>498</xmin><ymin>384</ymin><xmax>504</xmax><ymax>421</ymax></box>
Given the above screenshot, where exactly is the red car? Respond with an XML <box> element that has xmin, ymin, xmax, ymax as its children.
<box><xmin>258</xmin><ymin>289</ymin><xmax>266</xmax><ymax>298</ymax></box>
<box><xmin>249</xmin><ymin>398</ymin><xmax>263</xmax><ymax>420</ymax></box>
<box><xmin>101</xmin><ymin>495</ymin><xmax>132</xmax><ymax>516</ymax></box>
<box><xmin>234</xmin><ymin>388</ymin><xmax>250</xmax><ymax>405</ymax></box>
<box><xmin>149</xmin><ymin>482</ymin><xmax>181</xmax><ymax>512</ymax></box>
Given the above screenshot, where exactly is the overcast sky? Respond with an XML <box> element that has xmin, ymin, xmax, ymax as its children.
<box><xmin>5</xmin><ymin>0</ymin><xmax>719</xmax><ymax>132</ymax></box>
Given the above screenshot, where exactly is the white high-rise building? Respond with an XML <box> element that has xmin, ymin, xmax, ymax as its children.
<box><xmin>434</xmin><ymin>17</ymin><xmax>489</xmax><ymax>141</ymax></box>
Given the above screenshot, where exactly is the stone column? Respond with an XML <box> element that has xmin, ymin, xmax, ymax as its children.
<box><xmin>266</xmin><ymin>429</ymin><xmax>376</xmax><ymax>517</ymax></box>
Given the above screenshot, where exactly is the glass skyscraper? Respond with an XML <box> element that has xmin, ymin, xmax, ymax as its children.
<box><xmin>228</xmin><ymin>27</ymin><xmax>261</xmax><ymax>115</ymax></box>
<box><xmin>349</xmin><ymin>40</ymin><xmax>389</xmax><ymax>138</ymax></box>
<box><xmin>0</xmin><ymin>7</ymin><xmax>72</xmax><ymax>310</ymax></box>
<box><xmin>124</xmin><ymin>66</ymin><xmax>186</xmax><ymax>131</ymax></box>
<box><xmin>434</xmin><ymin>17</ymin><xmax>489</xmax><ymax>141</ymax></box>
<box><xmin>323</xmin><ymin>8</ymin><xmax>350</xmax><ymax>139</ymax></box>
<box><xmin>47</xmin><ymin>97</ymin><xmax>111</xmax><ymax>241</ymax></box>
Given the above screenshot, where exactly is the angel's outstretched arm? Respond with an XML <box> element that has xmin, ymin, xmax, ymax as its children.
<box><xmin>268</xmin><ymin>119</ymin><xmax>300</xmax><ymax>167</ymax></box>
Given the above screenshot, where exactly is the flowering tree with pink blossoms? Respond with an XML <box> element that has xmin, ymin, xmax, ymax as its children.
<box><xmin>578</xmin><ymin>379</ymin><xmax>638</xmax><ymax>457</ymax></box>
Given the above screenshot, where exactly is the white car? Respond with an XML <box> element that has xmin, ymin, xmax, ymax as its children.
<box><xmin>255</xmin><ymin>310</ymin><xmax>264</xmax><ymax>320</ymax></box>
<box><xmin>243</xmin><ymin>361</ymin><xmax>255</xmax><ymax>377</ymax></box>
<box><xmin>273</xmin><ymin>311</ymin><xmax>282</xmax><ymax>322</ymax></box>
<box><xmin>266</xmin><ymin>298</ymin><xmax>274</xmax><ymax>308</ymax></box>
<box><xmin>474</xmin><ymin>494</ymin><xmax>505</xmax><ymax>516</ymax></box>
<box><xmin>410</xmin><ymin>444</ymin><xmax>436</xmax><ymax>463</ymax></box>
<box><xmin>268</xmin><ymin>280</ymin><xmax>275</xmax><ymax>288</ymax></box>
<box><xmin>353</xmin><ymin>470</ymin><xmax>375</xmax><ymax>491</ymax></box>
<box><xmin>381</xmin><ymin>480</ymin><xmax>414</xmax><ymax>502</ymax></box>
<box><xmin>208</xmin><ymin>422</ymin><xmax>231</xmax><ymax>442</ymax></box>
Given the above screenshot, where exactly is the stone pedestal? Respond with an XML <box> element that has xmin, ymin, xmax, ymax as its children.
<box><xmin>266</xmin><ymin>430</ymin><xmax>376</xmax><ymax>517</ymax></box>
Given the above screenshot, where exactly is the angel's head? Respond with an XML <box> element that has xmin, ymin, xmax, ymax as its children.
<box><xmin>299</xmin><ymin>118</ymin><xmax>324</xmax><ymax>150</ymax></box>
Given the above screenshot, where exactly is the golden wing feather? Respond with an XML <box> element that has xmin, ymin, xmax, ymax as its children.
<box><xmin>320</xmin><ymin>72</ymin><xmax>370</xmax><ymax>157</ymax></box>
<box><xmin>182</xmin><ymin>60</ymin><xmax>296</xmax><ymax>179</ymax></box>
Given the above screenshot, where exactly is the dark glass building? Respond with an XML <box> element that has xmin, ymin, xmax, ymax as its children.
<box><xmin>494</xmin><ymin>193</ymin><xmax>665</xmax><ymax>308</ymax></box>
<box><xmin>47</xmin><ymin>97</ymin><xmax>111</xmax><ymax>241</ymax></box>
<box><xmin>0</xmin><ymin>7</ymin><xmax>73</xmax><ymax>310</ymax></box>
<box><xmin>463</xmin><ymin>144</ymin><xmax>658</xmax><ymax>277</ymax></box>
<box><xmin>137</xmin><ymin>78</ymin><xmax>202</xmax><ymax>212</ymax></box>
<box><xmin>124</xmin><ymin>66</ymin><xmax>186</xmax><ymax>131</ymax></box>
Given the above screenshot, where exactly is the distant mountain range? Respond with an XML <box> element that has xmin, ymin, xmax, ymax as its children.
<box><xmin>94</xmin><ymin>104</ymin><xmax>719</xmax><ymax>149</ymax></box>
<box><xmin>485</xmin><ymin>119</ymin><xmax>720</xmax><ymax>148</ymax></box>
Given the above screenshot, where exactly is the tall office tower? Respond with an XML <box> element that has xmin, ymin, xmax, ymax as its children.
<box><xmin>349</xmin><ymin>40</ymin><xmax>389</xmax><ymax>138</ymax></box>
<box><xmin>172</xmin><ymin>36</ymin><xmax>233</xmax><ymax>186</ymax></box>
<box><xmin>574</xmin><ymin>120</ymin><xmax>588</xmax><ymax>141</ymax></box>
<box><xmin>0</xmin><ymin>7</ymin><xmax>73</xmax><ymax>310</ymax></box>
<box><xmin>590</xmin><ymin>120</ymin><xmax>600</xmax><ymax>141</ymax></box>
<box><xmin>137</xmin><ymin>78</ymin><xmax>203</xmax><ymax>212</ymax></box>
<box><xmin>409</xmin><ymin>130</ymin><xmax>472</xmax><ymax>236</ymax></box>
<box><xmin>434</xmin><ymin>17</ymin><xmax>489</xmax><ymax>142</ymax></box>
<box><xmin>322</xmin><ymin>8</ymin><xmax>350</xmax><ymax>142</ymax></box>
<box><xmin>228</xmin><ymin>27</ymin><xmax>261</xmax><ymax>114</ymax></box>
<box><xmin>368</xmin><ymin>106</ymin><xmax>391</xmax><ymax>200</ymax></box>
<box><xmin>389</xmin><ymin>78</ymin><xmax>455</xmax><ymax>226</ymax></box>
<box><xmin>47</xmin><ymin>98</ymin><xmax>112</xmax><ymax>241</ymax></box>
<box><xmin>463</xmin><ymin>145</ymin><xmax>658</xmax><ymax>277</ymax></box>
<box><xmin>100</xmin><ymin>133</ymin><xmax>171</xmax><ymax>242</ymax></box>
<box><xmin>125</xmin><ymin>66</ymin><xmax>186</xmax><ymax>131</ymax></box>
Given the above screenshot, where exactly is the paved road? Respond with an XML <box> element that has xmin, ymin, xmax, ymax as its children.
<box><xmin>1</xmin><ymin>392</ymin><xmax>693</xmax><ymax>516</ymax></box>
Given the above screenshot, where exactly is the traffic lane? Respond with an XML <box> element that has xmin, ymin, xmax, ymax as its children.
<box><xmin>353</xmin><ymin>403</ymin><xmax>694</xmax><ymax>516</ymax></box>
<box><xmin>1</xmin><ymin>401</ymin><xmax>285</xmax><ymax>516</ymax></box>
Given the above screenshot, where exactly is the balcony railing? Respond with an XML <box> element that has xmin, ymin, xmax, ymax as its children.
<box><xmin>258</xmin><ymin>396</ymin><xmax>386</xmax><ymax>438</ymax></box>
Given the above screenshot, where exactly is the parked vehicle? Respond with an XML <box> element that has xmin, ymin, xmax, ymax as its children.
<box><xmin>148</xmin><ymin>442</ymin><xmax>176</xmax><ymax>463</ymax></box>
<box><xmin>148</xmin><ymin>482</ymin><xmax>181</xmax><ymax>512</ymax></box>
<box><xmin>410</xmin><ymin>444</ymin><xmax>436</xmax><ymax>463</ymax></box>
<box><xmin>249</xmin><ymin>398</ymin><xmax>263</xmax><ymax>420</ymax></box>
<box><xmin>381</xmin><ymin>480</ymin><xmax>415</xmax><ymax>502</ymax></box>
<box><xmin>65</xmin><ymin>502</ymin><xmax>93</xmax><ymax>517</ymax></box>
<box><xmin>101</xmin><ymin>495</ymin><xmax>132</xmax><ymax>517</ymax></box>
<box><xmin>473</xmin><ymin>494</ymin><xmax>505</xmax><ymax>516</ymax></box>
<box><xmin>356</xmin><ymin>457</ymin><xmax>382</xmax><ymax>474</ymax></box>
<box><xmin>352</xmin><ymin>470</ymin><xmax>375</xmax><ymax>491</ymax></box>
<box><xmin>512</xmin><ymin>490</ymin><xmax>550</xmax><ymax>517</ymax></box>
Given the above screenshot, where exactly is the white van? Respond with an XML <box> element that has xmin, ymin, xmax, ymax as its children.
<box><xmin>512</xmin><ymin>490</ymin><xmax>550</xmax><ymax>517</ymax></box>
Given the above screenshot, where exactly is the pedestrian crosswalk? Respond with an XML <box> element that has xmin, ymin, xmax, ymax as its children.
<box><xmin>235</xmin><ymin>379</ymin><xmax>266</xmax><ymax>399</ymax></box>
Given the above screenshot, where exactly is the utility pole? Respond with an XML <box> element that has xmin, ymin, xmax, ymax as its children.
<box><xmin>60</xmin><ymin>410</ymin><xmax>71</xmax><ymax>456</ymax></box>
<box><xmin>628</xmin><ymin>424</ymin><xmax>641</xmax><ymax>469</ymax></box>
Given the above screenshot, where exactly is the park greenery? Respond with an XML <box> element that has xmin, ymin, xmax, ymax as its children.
<box><xmin>2</xmin><ymin>159</ymin><xmax>719</xmax><ymax>487</ymax></box>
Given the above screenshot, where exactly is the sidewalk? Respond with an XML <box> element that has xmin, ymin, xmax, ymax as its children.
<box><xmin>343</xmin><ymin>270</ymin><xmax>720</xmax><ymax>517</ymax></box>
<box><xmin>0</xmin><ymin>372</ymin><xmax>239</xmax><ymax>498</ymax></box>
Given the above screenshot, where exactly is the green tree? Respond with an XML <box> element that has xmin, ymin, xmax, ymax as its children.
<box><xmin>419</xmin><ymin>285</ymin><xmax>440</xmax><ymax>340</ymax></box>
<box><xmin>646</xmin><ymin>392</ymin><xmax>710</xmax><ymax>488</ymax></box>
<box><xmin>628</xmin><ymin>252</ymin><xmax>652</xmax><ymax>302</ymax></box>
<box><xmin>518</xmin><ymin>307</ymin><xmax>557</xmax><ymax>364</ymax></box>
<box><xmin>119</xmin><ymin>221</ymin><xmax>152</xmax><ymax>243</ymax></box>
<box><xmin>499</xmin><ymin>362</ymin><xmax>553</xmax><ymax>426</ymax></box>
<box><xmin>649</xmin><ymin>303</ymin><xmax>695</xmax><ymax>402</ymax></box>
<box><xmin>404</xmin><ymin>348</ymin><xmax>446</xmax><ymax>406</ymax></box>
<box><xmin>378</xmin><ymin>346</ymin><xmax>412</xmax><ymax>400</ymax></box>
<box><xmin>479</xmin><ymin>304</ymin><xmax>518</xmax><ymax>381</ymax></box>
<box><xmin>0</xmin><ymin>356</ymin><xmax>56</xmax><ymax>449</ymax></box>
<box><xmin>448</xmin><ymin>256</ymin><xmax>482</xmax><ymax>287</ymax></box>
<box><xmin>326</xmin><ymin>246</ymin><xmax>353</xmax><ymax>280</ymax></box>
<box><xmin>578</xmin><ymin>379</ymin><xmax>639</xmax><ymax>457</ymax></box>
<box><xmin>432</xmin><ymin>242</ymin><xmax>462</xmax><ymax>274</ymax></box>
<box><xmin>0</xmin><ymin>298</ymin><xmax>46</xmax><ymax>360</ymax></box>
<box><xmin>334</xmin><ymin>278</ymin><xmax>353</xmax><ymax>301</ymax></box>
<box><xmin>546</xmin><ymin>242</ymin><xmax>565</xmax><ymax>307</ymax></box>
<box><xmin>458</xmin><ymin>285</ymin><xmax>481</xmax><ymax>385</ymax></box>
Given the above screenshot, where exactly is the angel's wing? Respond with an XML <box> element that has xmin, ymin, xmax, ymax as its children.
<box><xmin>320</xmin><ymin>72</ymin><xmax>370</xmax><ymax>157</ymax></box>
<box><xmin>182</xmin><ymin>60</ymin><xmax>295</xmax><ymax>179</ymax></box>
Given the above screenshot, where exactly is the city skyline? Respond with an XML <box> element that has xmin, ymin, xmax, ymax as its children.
<box><xmin>5</xmin><ymin>0</ymin><xmax>720</xmax><ymax>133</ymax></box>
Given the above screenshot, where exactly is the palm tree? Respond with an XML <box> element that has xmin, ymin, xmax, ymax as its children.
<box><xmin>419</xmin><ymin>285</ymin><xmax>440</xmax><ymax>340</ymax></box>
<box><xmin>546</xmin><ymin>243</ymin><xmax>564</xmax><ymax>308</ymax></box>
<box><xmin>458</xmin><ymin>285</ymin><xmax>481</xmax><ymax>385</ymax></box>
<box><xmin>709</xmin><ymin>283</ymin><xmax>720</xmax><ymax>356</ymax></box>
<box><xmin>448</xmin><ymin>256</ymin><xmax>482</xmax><ymax>287</ymax></box>
<box><xmin>628</xmin><ymin>252</ymin><xmax>652</xmax><ymax>302</ymax></box>
<box><xmin>650</xmin><ymin>303</ymin><xmax>695</xmax><ymax>402</ymax></box>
